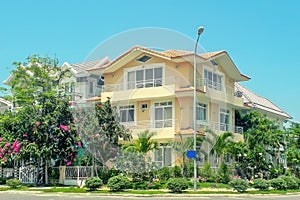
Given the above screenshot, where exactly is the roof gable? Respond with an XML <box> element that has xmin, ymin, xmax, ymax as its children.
<box><xmin>103</xmin><ymin>46</ymin><xmax>249</xmax><ymax>82</ymax></box>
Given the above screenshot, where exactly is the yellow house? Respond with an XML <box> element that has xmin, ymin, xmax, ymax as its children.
<box><xmin>94</xmin><ymin>46</ymin><xmax>255</xmax><ymax>167</ymax></box>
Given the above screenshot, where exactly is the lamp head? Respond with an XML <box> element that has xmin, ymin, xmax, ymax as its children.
<box><xmin>197</xmin><ymin>26</ymin><xmax>204</xmax><ymax>35</ymax></box>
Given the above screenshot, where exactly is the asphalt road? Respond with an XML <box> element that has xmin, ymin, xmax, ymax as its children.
<box><xmin>1</xmin><ymin>191</ymin><xmax>300</xmax><ymax>200</ymax></box>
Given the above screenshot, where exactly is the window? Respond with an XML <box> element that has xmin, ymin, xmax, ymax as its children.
<box><xmin>204</xmin><ymin>69</ymin><xmax>223</xmax><ymax>91</ymax></box>
<box><xmin>127</xmin><ymin>66</ymin><xmax>163</xmax><ymax>89</ymax></box>
<box><xmin>70</xmin><ymin>82</ymin><xmax>75</xmax><ymax>93</ymax></box>
<box><xmin>220</xmin><ymin>108</ymin><xmax>230</xmax><ymax>131</ymax></box>
<box><xmin>196</xmin><ymin>103</ymin><xmax>207</xmax><ymax>121</ymax></box>
<box><xmin>153</xmin><ymin>147</ymin><xmax>172</xmax><ymax>167</ymax></box>
<box><xmin>119</xmin><ymin>105</ymin><xmax>134</xmax><ymax>122</ymax></box>
<box><xmin>89</xmin><ymin>82</ymin><xmax>94</xmax><ymax>94</ymax></box>
<box><xmin>64</xmin><ymin>82</ymin><xmax>75</xmax><ymax>93</ymax></box>
<box><xmin>154</xmin><ymin>101</ymin><xmax>172</xmax><ymax>128</ymax></box>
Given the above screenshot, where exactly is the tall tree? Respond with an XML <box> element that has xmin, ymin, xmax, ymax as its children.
<box><xmin>232</xmin><ymin>111</ymin><xmax>286</xmax><ymax>179</ymax></box>
<box><xmin>0</xmin><ymin>55</ymin><xmax>81</xmax><ymax>184</ymax></box>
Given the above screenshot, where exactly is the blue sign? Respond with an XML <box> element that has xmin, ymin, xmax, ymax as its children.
<box><xmin>187</xmin><ymin>150</ymin><xmax>197</xmax><ymax>158</ymax></box>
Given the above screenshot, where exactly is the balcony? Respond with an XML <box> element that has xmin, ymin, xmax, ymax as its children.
<box><xmin>120</xmin><ymin>120</ymin><xmax>176</xmax><ymax>141</ymax></box>
<box><xmin>197</xmin><ymin>121</ymin><xmax>244</xmax><ymax>142</ymax></box>
<box><xmin>102</xmin><ymin>77</ymin><xmax>178</xmax><ymax>92</ymax></box>
<box><xmin>196</xmin><ymin>79</ymin><xmax>244</xmax><ymax>106</ymax></box>
<box><xmin>120</xmin><ymin>119</ymin><xmax>175</xmax><ymax>129</ymax></box>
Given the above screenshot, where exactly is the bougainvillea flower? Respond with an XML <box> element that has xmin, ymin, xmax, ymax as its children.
<box><xmin>77</xmin><ymin>141</ymin><xmax>82</xmax><ymax>147</ymax></box>
<box><xmin>59</xmin><ymin>125</ymin><xmax>69</xmax><ymax>132</ymax></box>
<box><xmin>66</xmin><ymin>161</ymin><xmax>72</xmax><ymax>166</ymax></box>
<box><xmin>23</xmin><ymin>134</ymin><xmax>28</xmax><ymax>138</ymax></box>
<box><xmin>3</xmin><ymin>157</ymin><xmax>7</xmax><ymax>162</ymax></box>
<box><xmin>12</xmin><ymin>140</ymin><xmax>19</xmax><ymax>149</ymax></box>
<box><xmin>14</xmin><ymin>143</ymin><xmax>21</xmax><ymax>153</ymax></box>
<box><xmin>5</xmin><ymin>143</ymin><xmax>10</xmax><ymax>147</ymax></box>
<box><xmin>0</xmin><ymin>137</ymin><xmax>3</xmax><ymax>142</ymax></box>
<box><xmin>36</xmin><ymin>121</ymin><xmax>41</xmax><ymax>126</ymax></box>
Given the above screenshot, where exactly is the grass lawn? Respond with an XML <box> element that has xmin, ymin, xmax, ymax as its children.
<box><xmin>0</xmin><ymin>184</ymin><xmax>300</xmax><ymax>195</ymax></box>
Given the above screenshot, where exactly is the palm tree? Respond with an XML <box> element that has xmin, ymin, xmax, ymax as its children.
<box><xmin>122</xmin><ymin>130</ymin><xmax>159</xmax><ymax>154</ymax></box>
<box><xmin>171</xmin><ymin>133</ymin><xmax>205</xmax><ymax>177</ymax></box>
<box><xmin>210</xmin><ymin>131</ymin><xmax>234</xmax><ymax>162</ymax></box>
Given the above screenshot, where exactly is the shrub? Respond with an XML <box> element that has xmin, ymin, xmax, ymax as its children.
<box><xmin>98</xmin><ymin>168</ymin><xmax>120</xmax><ymax>184</ymax></box>
<box><xmin>107</xmin><ymin>175</ymin><xmax>131</xmax><ymax>191</ymax></box>
<box><xmin>85</xmin><ymin>177</ymin><xmax>103</xmax><ymax>191</ymax></box>
<box><xmin>132</xmin><ymin>180</ymin><xmax>147</xmax><ymax>190</ymax></box>
<box><xmin>217</xmin><ymin>162</ymin><xmax>232</xmax><ymax>184</ymax></box>
<box><xmin>280</xmin><ymin>176</ymin><xmax>299</xmax><ymax>189</ymax></box>
<box><xmin>171</xmin><ymin>166</ymin><xmax>182</xmax><ymax>178</ymax></box>
<box><xmin>166</xmin><ymin>178</ymin><xmax>189</xmax><ymax>193</ymax></box>
<box><xmin>6</xmin><ymin>178</ymin><xmax>22</xmax><ymax>188</ymax></box>
<box><xmin>199</xmin><ymin>162</ymin><xmax>216</xmax><ymax>182</ymax></box>
<box><xmin>253</xmin><ymin>179</ymin><xmax>270</xmax><ymax>191</ymax></box>
<box><xmin>0</xmin><ymin>177</ymin><xmax>6</xmax><ymax>185</ymax></box>
<box><xmin>270</xmin><ymin>177</ymin><xmax>287</xmax><ymax>190</ymax></box>
<box><xmin>229</xmin><ymin>179</ymin><xmax>248</xmax><ymax>193</ymax></box>
<box><xmin>157</xmin><ymin>167</ymin><xmax>171</xmax><ymax>181</ymax></box>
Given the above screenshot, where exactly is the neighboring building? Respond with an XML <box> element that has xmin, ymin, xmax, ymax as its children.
<box><xmin>0</xmin><ymin>97</ymin><xmax>12</xmax><ymax>113</ymax></box>
<box><xmin>235</xmin><ymin>82</ymin><xmax>292</xmax><ymax>129</ymax></box>
<box><xmin>61</xmin><ymin>57</ymin><xmax>110</xmax><ymax>102</ymax></box>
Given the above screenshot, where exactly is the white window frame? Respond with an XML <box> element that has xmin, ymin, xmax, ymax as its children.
<box><xmin>152</xmin><ymin>101</ymin><xmax>174</xmax><ymax>128</ymax></box>
<box><xmin>196</xmin><ymin>102</ymin><xmax>208</xmax><ymax>122</ymax></box>
<box><xmin>203</xmin><ymin>67</ymin><xmax>224</xmax><ymax>91</ymax></box>
<box><xmin>88</xmin><ymin>81</ymin><xmax>94</xmax><ymax>94</ymax></box>
<box><xmin>124</xmin><ymin>63</ymin><xmax>164</xmax><ymax>90</ymax></box>
<box><xmin>119</xmin><ymin>104</ymin><xmax>135</xmax><ymax>124</ymax></box>
<box><xmin>220</xmin><ymin>108</ymin><xmax>230</xmax><ymax>131</ymax></box>
<box><xmin>153</xmin><ymin>146</ymin><xmax>172</xmax><ymax>167</ymax></box>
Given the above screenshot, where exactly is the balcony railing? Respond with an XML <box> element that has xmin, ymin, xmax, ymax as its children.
<box><xmin>102</xmin><ymin>76</ymin><xmax>178</xmax><ymax>92</ymax></box>
<box><xmin>120</xmin><ymin>120</ymin><xmax>243</xmax><ymax>134</ymax></box>
<box><xmin>197</xmin><ymin>121</ymin><xmax>243</xmax><ymax>134</ymax></box>
<box><xmin>120</xmin><ymin>119</ymin><xmax>176</xmax><ymax>129</ymax></box>
<box><xmin>196</xmin><ymin>79</ymin><xmax>243</xmax><ymax>97</ymax></box>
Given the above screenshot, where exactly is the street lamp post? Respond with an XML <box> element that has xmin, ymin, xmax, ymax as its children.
<box><xmin>193</xmin><ymin>26</ymin><xmax>204</xmax><ymax>191</ymax></box>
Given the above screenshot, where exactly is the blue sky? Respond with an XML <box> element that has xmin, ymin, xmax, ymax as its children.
<box><xmin>0</xmin><ymin>0</ymin><xmax>299</xmax><ymax>122</ymax></box>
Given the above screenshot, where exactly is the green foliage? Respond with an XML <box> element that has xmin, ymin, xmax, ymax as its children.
<box><xmin>270</xmin><ymin>177</ymin><xmax>287</xmax><ymax>190</ymax></box>
<box><xmin>0</xmin><ymin>177</ymin><xmax>6</xmax><ymax>184</ymax></box>
<box><xmin>217</xmin><ymin>162</ymin><xmax>232</xmax><ymax>184</ymax></box>
<box><xmin>85</xmin><ymin>177</ymin><xmax>103</xmax><ymax>191</ymax></box>
<box><xmin>170</xmin><ymin>133</ymin><xmax>205</xmax><ymax>178</ymax></box>
<box><xmin>107</xmin><ymin>175</ymin><xmax>131</xmax><ymax>191</ymax></box>
<box><xmin>114</xmin><ymin>151</ymin><xmax>156</xmax><ymax>178</ymax></box>
<box><xmin>73</xmin><ymin>100</ymin><xmax>132</xmax><ymax>165</ymax></box>
<box><xmin>171</xmin><ymin>166</ymin><xmax>182</xmax><ymax>178</ymax></box>
<box><xmin>199</xmin><ymin>162</ymin><xmax>216</xmax><ymax>182</ymax></box>
<box><xmin>279</xmin><ymin>176</ymin><xmax>299</xmax><ymax>189</ymax></box>
<box><xmin>210</xmin><ymin>131</ymin><xmax>234</xmax><ymax>161</ymax></box>
<box><xmin>166</xmin><ymin>178</ymin><xmax>189</xmax><ymax>193</ymax></box>
<box><xmin>122</xmin><ymin>130</ymin><xmax>158</xmax><ymax>153</ymax></box>
<box><xmin>229</xmin><ymin>178</ymin><xmax>248</xmax><ymax>193</ymax></box>
<box><xmin>231</xmin><ymin>112</ymin><xmax>288</xmax><ymax>180</ymax></box>
<box><xmin>253</xmin><ymin>179</ymin><xmax>270</xmax><ymax>191</ymax></box>
<box><xmin>157</xmin><ymin>166</ymin><xmax>171</xmax><ymax>181</ymax></box>
<box><xmin>98</xmin><ymin>168</ymin><xmax>120</xmax><ymax>184</ymax></box>
<box><xmin>6</xmin><ymin>178</ymin><xmax>22</xmax><ymax>188</ymax></box>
